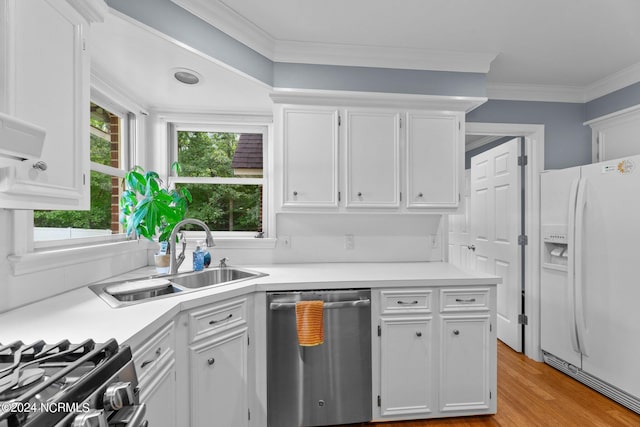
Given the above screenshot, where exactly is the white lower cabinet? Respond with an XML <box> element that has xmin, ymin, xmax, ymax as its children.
<box><xmin>379</xmin><ymin>316</ymin><xmax>433</xmax><ymax>417</ymax></box>
<box><xmin>186</xmin><ymin>296</ymin><xmax>252</xmax><ymax>427</ymax></box>
<box><xmin>133</xmin><ymin>321</ymin><xmax>176</xmax><ymax>427</ymax></box>
<box><xmin>439</xmin><ymin>315</ymin><xmax>491</xmax><ymax>412</ymax></box>
<box><xmin>140</xmin><ymin>359</ymin><xmax>177</xmax><ymax>427</ymax></box>
<box><xmin>374</xmin><ymin>286</ymin><xmax>496</xmax><ymax>422</ymax></box>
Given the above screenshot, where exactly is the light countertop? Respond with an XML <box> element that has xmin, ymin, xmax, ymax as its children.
<box><xmin>0</xmin><ymin>262</ymin><xmax>499</xmax><ymax>347</ymax></box>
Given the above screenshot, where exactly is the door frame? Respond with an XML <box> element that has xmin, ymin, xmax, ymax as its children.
<box><xmin>465</xmin><ymin>122</ymin><xmax>544</xmax><ymax>362</ymax></box>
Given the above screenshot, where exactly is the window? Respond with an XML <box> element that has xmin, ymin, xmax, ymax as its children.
<box><xmin>171</xmin><ymin>126</ymin><xmax>266</xmax><ymax>235</ymax></box>
<box><xmin>33</xmin><ymin>102</ymin><xmax>130</xmax><ymax>242</ymax></box>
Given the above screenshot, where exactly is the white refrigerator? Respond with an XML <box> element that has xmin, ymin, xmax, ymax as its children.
<box><xmin>540</xmin><ymin>155</ymin><xmax>640</xmax><ymax>414</ymax></box>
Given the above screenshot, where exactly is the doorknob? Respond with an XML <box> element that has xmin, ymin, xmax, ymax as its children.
<box><xmin>467</xmin><ymin>245</ymin><xmax>476</xmax><ymax>251</ymax></box>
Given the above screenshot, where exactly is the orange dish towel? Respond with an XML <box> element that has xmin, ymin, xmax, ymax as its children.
<box><xmin>295</xmin><ymin>300</ymin><xmax>324</xmax><ymax>346</ymax></box>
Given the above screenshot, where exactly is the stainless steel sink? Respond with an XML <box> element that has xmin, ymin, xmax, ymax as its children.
<box><xmin>170</xmin><ymin>267</ymin><xmax>259</xmax><ymax>289</ymax></box>
<box><xmin>90</xmin><ymin>267</ymin><xmax>266</xmax><ymax>308</ymax></box>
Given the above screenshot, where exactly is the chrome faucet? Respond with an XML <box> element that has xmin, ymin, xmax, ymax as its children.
<box><xmin>168</xmin><ymin>219</ymin><xmax>215</xmax><ymax>274</ymax></box>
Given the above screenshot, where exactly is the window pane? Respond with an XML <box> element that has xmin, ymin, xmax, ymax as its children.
<box><xmin>177</xmin><ymin>132</ymin><xmax>263</xmax><ymax>178</ymax></box>
<box><xmin>177</xmin><ymin>183</ymin><xmax>262</xmax><ymax>232</ymax></box>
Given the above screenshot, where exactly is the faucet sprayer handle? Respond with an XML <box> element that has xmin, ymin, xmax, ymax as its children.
<box><xmin>219</xmin><ymin>257</ymin><xmax>229</xmax><ymax>268</ymax></box>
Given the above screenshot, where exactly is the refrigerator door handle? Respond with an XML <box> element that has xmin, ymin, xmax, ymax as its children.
<box><xmin>567</xmin><ymin>178</ymin><xmax>581</xmax><ymax>354</ymax></box>
<box><xmin>574</xmin><ymin>177</ymin><xmax>588</xmax><ymax>356</ymax></box>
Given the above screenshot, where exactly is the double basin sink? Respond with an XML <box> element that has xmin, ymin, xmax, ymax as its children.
<box><xmin>90</xmin><ymin>267</ymin><xmax>266</xmax><ymax>308</ymax></box>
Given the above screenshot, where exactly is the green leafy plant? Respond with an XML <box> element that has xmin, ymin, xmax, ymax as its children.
<box><xmin>119</xmin><ymin>162</ymin><xmax>192</xmax><ymax>243</ymax></box>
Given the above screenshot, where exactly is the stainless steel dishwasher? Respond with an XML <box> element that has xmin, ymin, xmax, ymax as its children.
<box><xmin>267</xmin><ymin>289</ymin><xmax>372</xmax><ymax>427</ymax></box>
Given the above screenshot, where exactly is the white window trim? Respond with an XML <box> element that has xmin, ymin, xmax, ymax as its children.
<box><xmin>169</xmin><ymin>121</ymin><xmax>273</xmax><ymax>244</ymax></box>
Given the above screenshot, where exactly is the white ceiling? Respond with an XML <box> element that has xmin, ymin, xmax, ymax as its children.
<box><xmin>91</xmin><ymin>0</ymin><xmax>640</xmax><ymax>113</ymax></box>
<box><xmin>90</xmin><ymin>13</ymin><xmax>273</xmax><ymax>113</ymax></box>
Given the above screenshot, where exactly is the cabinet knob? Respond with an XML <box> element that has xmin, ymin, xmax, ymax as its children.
<box><xmin>33</xmin><ymin>161</ymin><xmax>48</xmax><ymax>171</ymax></box>
<box><xmin>357</xmin><ymin>192</ymin><xmax>362</xmax><ymax>197</ymax></box>
<box><xmin>293</xmin><ymin>191</ymin><xmax>298</xmax><ymax>196</ymax></box>
<box><xmin>418</xmin><ymin>192</ymin><xmax>423</xmax><ymax>197</ymax></box>
<box><xmin>416</xmin><ymin>331</ymin><xmax>422</xmax><ymax>337</ymax></box>
<box><xmin>453</xmin><ymin>330</ymin><xmax>460</xmax><ymax>336</ymax></box>
<box><xmin>207</xmin><ymin>357</ymin><xmax>215</xmax><ymax>366</ymax></box>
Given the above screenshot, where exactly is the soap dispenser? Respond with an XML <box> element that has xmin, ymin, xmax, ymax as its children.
<box><xmin>193</xmin><ymin>241</ymin><xmax>205</xmax><ymax>271</ymax></box>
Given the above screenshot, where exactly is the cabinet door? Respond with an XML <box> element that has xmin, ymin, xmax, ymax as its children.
<box><xmin>346</xmin><ymin>110</ymin><xmax>400</xmax><ymax>208</ymax></box>
<box><xmin>379</xmin><ymin>316</ymin><xmax>433</xmax><ymax>417</ymax></box>
<box><xmin>0</xmin><ymin>0</ymin><xmax>90</xmax><ymax>209</ymax></box>
<box><xmin>282</xmin><ymin>108</ymin><xmax>339</xmax><ymax>207</ymax></box>
<box><xmin>406</xmin><ymin>113</ymin><xmax>459</xmax><ymax>208</ymax></box>
<box><xmin>439</xmin><ymin>315</ymin><xmax>491</xmax><ymax>412</ymax></box>
<box><xmin>140</xmin><ymin>359</ymin><xmax>176</xmax><ymax>427</ymax></box>
<box><xmin>189</xmin><ymin>327</ymin><xmax>249</xmax><ymax>427</ymax></box>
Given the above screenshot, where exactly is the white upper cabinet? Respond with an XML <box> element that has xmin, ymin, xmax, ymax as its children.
<box><xmin>271</xmin><ymin>90</ymin><xmax>484</xmax><ymax>213</ymax></box>
<box><xmin>281</xmin><ymin>107</ymin><xmax>339</xmax><ymax>208</ymax></box>
<box><xmin>345</xmin><ymin>110</ymin><xmax>400</xmax><ymax>208</ymax></box>
<box><xmin>586</xmin><ymin>106</ymin><xmax>640</xmax><ymax>163</ymax></box>
<box><xmin>406</xmin><ymin>113</ymin><xmax>460</xmax><ymax>208</ymax></box>
<box><xmin>0</xmin><ymin>0</ymin><xmax>106</xmax><ymax>210</ymax></box>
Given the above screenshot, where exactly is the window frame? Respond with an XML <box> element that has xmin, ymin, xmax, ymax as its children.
<box><xmin>169</xmin><ymin>122</ymin><xmax>270</xmax><ymax>239</ymax></box>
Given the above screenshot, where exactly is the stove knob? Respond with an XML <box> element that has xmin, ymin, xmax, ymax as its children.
<box><xmin>103</xmin><ymin>381</ymin><xmax>134</xmax><ymax>411</ymax></box>
<box><xmin>71</xmin><ymin>409</ymin><xmax>107</xmax><ymax>427</ymax></box>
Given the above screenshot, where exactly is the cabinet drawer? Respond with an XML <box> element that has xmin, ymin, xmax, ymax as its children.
<box><xmin>189</xmin><ymin>298</ymin><xmax>247</xmax><ymax>342</ymax></box>
<box><xmin>381</xmin><ymin>290</ymin><xmax>432</xmax><ymax>314</ymax></box>
<box><xmin>440</xmin><ymin>288</ymin><xmax>490</xmax><ymax>312</ymax></box>
<box><xmin>133</xmin><ymin>321</ymin><xmax>175</xmax><ymax>382</ymax></box>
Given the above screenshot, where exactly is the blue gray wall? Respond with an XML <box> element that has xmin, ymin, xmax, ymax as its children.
<box><xmin>467</xmin><ymin>101</ymin><xmax>591</xmax><ymax>170</ymax></box>
<box><xmin>106</xmin><ymin>0</ymin><xmax>486</xmax><ymax>97</ymax></box>
<box><xmin>585</xmin><ymin>81</ymin><xmax>640</xmax><ymax>121</ymax></box>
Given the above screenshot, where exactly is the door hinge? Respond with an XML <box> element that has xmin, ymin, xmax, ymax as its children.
<box><xmin>399</xmin><ymin>192</ymin><xmax>402</xmax><ymax>202</ymax></box>
<box><xmin>490</xmin><ymin>390</ymin><xmax>492</xmax><ymax>399</ymax></box>
<box><xmin>248</xmin><ymin>409</ymin><xmax>251</xmax><ymax>420</ymax></box>
<box><xmin>518</xmin><ymin>235</ymin><xmax>528</xmax><ymax>245</ymax></box>
<box><xmin>596</xmin><ymin>135</ymin><xmax>600</xmax><ymax>162</ymax></box>
<box><xmin>518</xmin><ymin>314</ymin><xmax>528</xmax><ymax>325</ymax></box>
<box><xmin>458</xmin><ymin>121</ymin><xmax>461</xmax><ymax>130</ymax></box>
<box><xmin>377</xmin><ymin>325</ymin><xmax>381</xmax><ymax>337</ymax></box>
<box><xmin>338</xmin><ymin>115</ymin><xmax>341</xmax><ymax>126</ymax></box>
<box><xmin>399</xmin><ymin>117</ymin><xmax>402</xmax><ymax>129</ymax></box>
<box><xmin>490</xmin><ymin>323</ymin><xmax>492</xmax><ymax>332</ymax></box>
<box><xmin>338</xmin><ymin>191</ymin><xmax>341</xmax><ymax>202</ymax></box>
<box><xmin>517</xmin><ymin>155</ymin><xmax>528</xmax><ymax>166</ymax></box>
<box><xmin>83</xmin><ymin>173</ymin><xmax>86</xmax><ymax>185</ymax></box>
<box><xmin>247</xmin><ymin>335</ymin><xmax>250</xmax><ymax>346</ymax></box>
<box><xmin>377</xmin><ymin>395</ymin><xmax>381</xmax><ymax>407</ymax></box>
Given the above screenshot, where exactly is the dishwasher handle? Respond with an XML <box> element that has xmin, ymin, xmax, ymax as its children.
<box><xmin>269</xmin><ymin>299</ymin><xmax>371</xmax><ymax>311</ymax></box>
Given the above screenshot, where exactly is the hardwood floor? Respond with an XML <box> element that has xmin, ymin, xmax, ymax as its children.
<box><xmin>345</xmin><ymin>341</ymin><xmax>640</xmax><ymax>427</ymax></box>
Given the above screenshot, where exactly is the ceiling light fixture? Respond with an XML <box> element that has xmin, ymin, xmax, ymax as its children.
<box><xmin>173</xmin><ymin>68</ymin><xmax>201</xmax><ymax>85</ymax></box>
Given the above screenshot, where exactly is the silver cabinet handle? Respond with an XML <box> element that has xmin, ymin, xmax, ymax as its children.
<box><xmin>32</xmin><ymin>161</ymin><xmax>48</xmax><ymax>171</ymax></box>
<box><xmin>209</xmin><ymin>313</ymin><xmax>233</xmax><ymax>325</ymax></box>
<box><xmin>397</xmin><ymin>300</ymin><xmax>419</xmax><ymax>305</ymax></box>
<box><xmin>455</xmin><ymin>298</ymin><xmax>476</xmax><ymax>303</ymax></box>
<box><xmin>293</xmin><ymin>191</ymin><xmax>298</xmax><ymax>196</ymax></box>
<box><xmin>207</xmin><ymin>358</ymin><xmax>215</xmax><ymax>366</ymax></box>
<box><xmin>140</xmin><ymin>347</ymin><xmax>161</xmax><ymax>369</ymax></box>
<box><xmin>269</xmin><ymin>299</ymin><xmax>370</xmax><ymax>310</ymax></box>
<box><xmin>453</xmin><ymin>330</ymin><xmax>460</xmax><ymax>335</ymax></box>
<box><xmin>467</xmin><ymin>245</ymin><xmax>476</xmax><ymax>251</ymax></box>
<box><xmin>416</xmin><ymin>331</ymin><xmax>422</xmax><ymax>337</ymax></box>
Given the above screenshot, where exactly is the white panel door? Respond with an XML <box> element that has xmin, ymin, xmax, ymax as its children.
<box><xmin>448</xmin><ymin>170</ymin><xmax>475</xmax><ymax>270</ymax></box>
<box><xmin>345</xmin><ymin>110</ymin><xmax>400</xmax><ymax>207</ymax></box>
<box><xmin>470</xmin><ymin>139</ymin><xmax>522</xmax><ymax>351</ymax></box>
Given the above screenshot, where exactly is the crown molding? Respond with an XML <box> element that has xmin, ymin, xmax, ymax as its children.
<box><xmin>486</xmin><ymin>82</ymin><xmax>585</xmax><ymax>103</ymax></box>
<box><xmin>170</xmin><ymin>0</ymin><xmax>275</xmax><ymax>58</ymax></box>
<box><xmin>273</xmin><ymin>40</ymin><xmax>496</xmax><ymax>73</ymax></box>
<box><xmin>270</xmin><ymin>88</ymin><xmax>487</xmax><ymax>112</ymax></box>
<box><xmin>170</xmin><ymin>0</ymin><xmax>496</xmax><ymax>73</ymax></box>
<box><xmin>584</xmin><ymin>61</ymin><xmax>640</xmax><ymax>102</ymax></box>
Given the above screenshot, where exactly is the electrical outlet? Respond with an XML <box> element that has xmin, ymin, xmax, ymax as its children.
<box><xmin>344</xmin><ymin>234</ymin><xmax>354</xmax><ymax>250</ymax></box>
<box><xmin>280</xmin><ymin>235</ymin><xmax>291</xmax><ymax>249</ymax></box>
